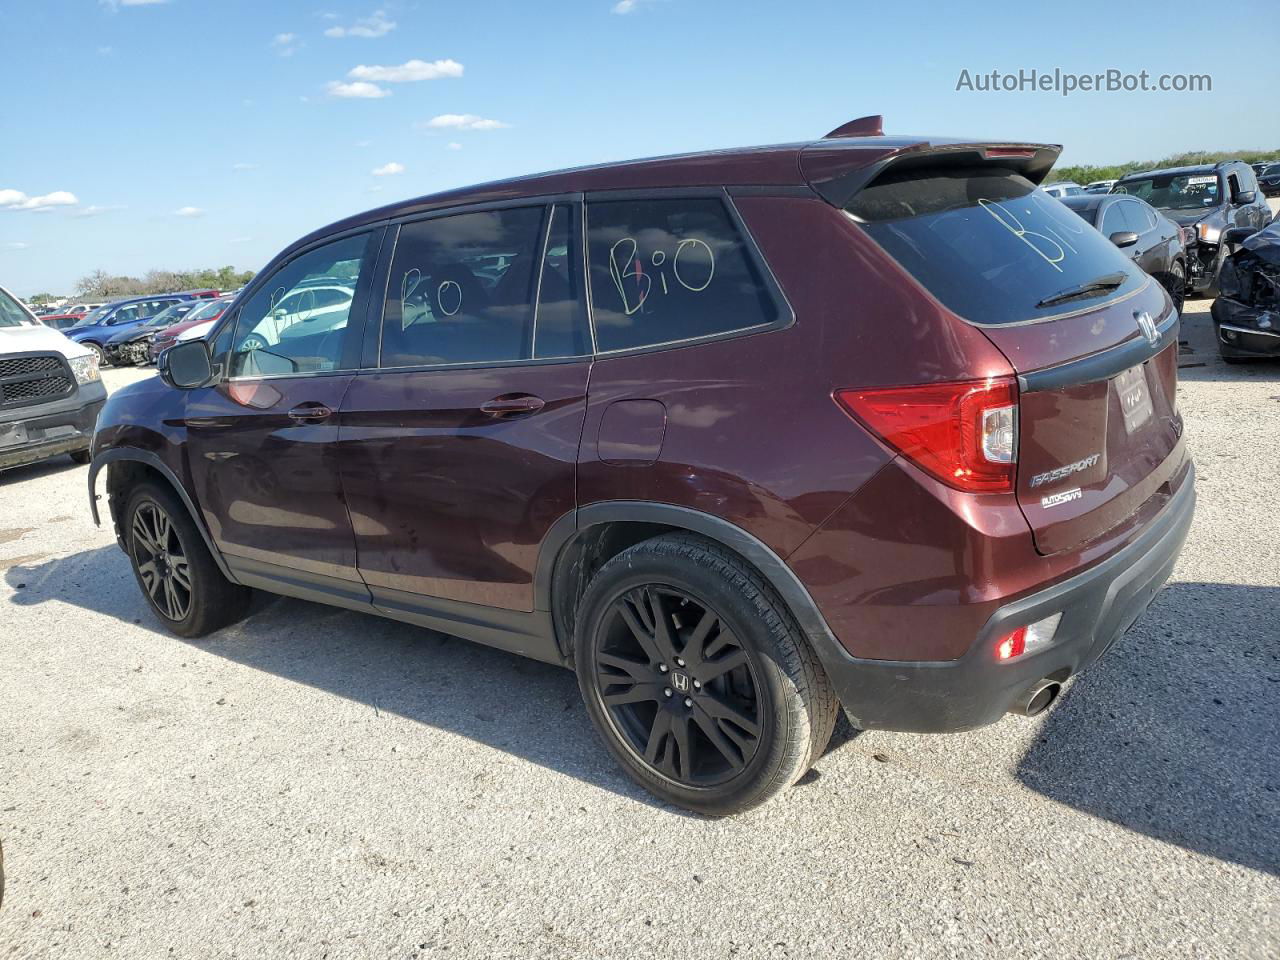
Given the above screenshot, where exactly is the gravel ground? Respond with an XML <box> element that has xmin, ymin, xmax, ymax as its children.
<box><xmin>2</xmin><ymin>290</ymin><xmax>1278</xmax><ymax>959</ymax></box>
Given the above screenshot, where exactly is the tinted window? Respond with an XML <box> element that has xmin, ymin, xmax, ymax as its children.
<box><xmin>1114</xmin><ymin>200</ymin><xmax>1149</xmax><ymax>234</ymax></box>
<box><xmin>1099</xmin><ymin>203</ymin><xmax>1126</xmax><ymax>236</ymax></box>
<box><xmin>381</xmin><ymin>207</ymin><xmax>545</xmax><ymax>367</ymax></box>
<box><xmin>229</xmin><ymin>232</ymin><xmax>372</xmax><ymax>377</ymax></box>
<box><xmin>586</xmin><ymin>196</ymin><xmax>778</xmax><ymax>352</ymax></box>
<box><xmin>849</xmin><ymin>166</ymin><xmax>1147</xmax><ymax>325</ymax></box>
<box><xmin>534</xmin><ymin>204</ymin><xmax>589</xmax><ymax>359</ymax></box>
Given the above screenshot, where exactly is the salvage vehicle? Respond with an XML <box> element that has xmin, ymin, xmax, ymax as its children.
<box><xmin>1</xmin><ymin>283</ymin><xmax>105</xmax><ymax>471</ymax></box>
<box><xmin>146</xmin><ymin>296</ymin><xmax>234</xmax><ymax>363</ymax></box>
<box><xmin>1211</xmin><ymin>221</ymin><xmax>1280</xmax><ymax>362</ymax></box>
<box><xmin>1258</xmin><ymin>163</ymin><xmax>1280</xmax><ymax>198</ymax></box>
<box><xmin>1112</xmin><ymin>161</ymin><xmax>1271</xmax><ymax>296</ymax></box>
<box><xmin>89</xmin><ymin>117</ymin><xmax>1195</xmax><ymax>814</ymax></box>
<box><xmin>1060</xmin><ymin>193</ymin><xmax>1187</xmax><ymax>312</ymax></box>
<box><xmin>67</xmin><ymin>290</ymin><xmax>220</xmax><ymax>365</ymax></box>
<box><xmin>102</xmin><ymin>301</ymin><xmax>199</xmax><ymax>366</ymax></box>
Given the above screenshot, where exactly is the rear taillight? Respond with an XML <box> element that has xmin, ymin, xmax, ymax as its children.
<box><xmin>834</xmin><ymin>377</ymin><xmax>1019</xmax><ymax>493</ymax></box>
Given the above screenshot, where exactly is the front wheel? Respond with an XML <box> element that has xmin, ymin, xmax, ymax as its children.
<box><xmin>1165</xmin><ymin>260</ymin><xmax>1186</xmax><ymax>315</ymax></box>
<box><xmin>574</xmin><ymin>534</ymin><xmax>837</xmax><ymax>816</ymax></box>
<box><xmin>85</xmin><ymin>342</ymin><xmax>105</xmax><ymax>366</ymax></box>
<box><xmin>124</xmin><ymin>482</ymin><xmax>251</xmax><ymax>637</ymax></box>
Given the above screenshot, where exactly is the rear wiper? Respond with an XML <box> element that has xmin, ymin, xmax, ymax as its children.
<box><xmin>1035</xmin><ymin>272</ymin><xmax>1127</xmax><ymax>309</ymax></box>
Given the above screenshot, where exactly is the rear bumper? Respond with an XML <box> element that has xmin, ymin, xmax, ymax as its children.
<box><xmin>0</xmin><ymin>381</ymin><xmax>106</xmax><ymax>471</ymax></box>
<box><xmin>823</xmin><ymin>462</ymin><xmax>1196</xmax><ymax>732</ymax></box>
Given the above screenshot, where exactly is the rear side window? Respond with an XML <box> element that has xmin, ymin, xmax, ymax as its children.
<box><xmin>381</xmin><ymin>207</ymin><xmax>547</xmax><ymax>367</ymax></box>
<box><xmin>586</xmin><ymin>196</ymin><xmax>779</xmax><ymax>352</ymax></box>
<box><xmin>848</xmin><ymin>166</ymin><xmax>1147</xmax><ymax>325</ymax></box>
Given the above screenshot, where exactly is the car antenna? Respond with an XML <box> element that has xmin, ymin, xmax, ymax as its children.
<box><xmin>823</xmin><ymin>115</ymin><xmax>884</xmax><ymax>139</ymax></box>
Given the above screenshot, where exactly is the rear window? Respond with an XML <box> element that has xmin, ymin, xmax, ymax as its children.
<box><xmin>586</xmin><ymin>196</ymin><xmax>780</xmax><ymax>352</ymax></box>
<box><xmin>848</xmin><ymin>166</ymin><xmax>1147</xmax><ymax>325</ymax></box>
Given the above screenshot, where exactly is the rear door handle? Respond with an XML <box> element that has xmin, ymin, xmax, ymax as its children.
<box><xmin>288</xmin><ymin>402</ymin><xmax>333</xmax><ymax>423</ymax></box>
<box><xmin>479</xmin><ymin>395</ymin><xmax>545</xmax><ymax>417</ymax></box>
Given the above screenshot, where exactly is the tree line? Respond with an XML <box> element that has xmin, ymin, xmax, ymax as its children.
<box><xmin>1050</xmin><ymin>148</ymin><xmax>1280</xmax><ymax>186</ymax></box>
<box><xmin>70</xmin><ymin>266</ymin><xmax>257</xmax><ymax>299</ymax></box>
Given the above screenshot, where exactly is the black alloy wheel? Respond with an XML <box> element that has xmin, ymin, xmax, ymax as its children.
<box><xmin>129</xmin><ymin>499</ymin><xmax>193</xmax><ymax>622</ymax></box>
<box><xmin>593</xmin><ymin>585</ymin><xmax>762</xmax><ymax>786</ymax></box>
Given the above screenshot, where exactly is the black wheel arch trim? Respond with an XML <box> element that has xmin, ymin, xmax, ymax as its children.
<box><xmin>536</xmin><ymin>501</ymin><xmax>851</xmax><ymax>675</ymax></box>
<box><xmin>88</xmin><ymin>447</ymin><xmax>239</xmax><ymax>584</ymax></box>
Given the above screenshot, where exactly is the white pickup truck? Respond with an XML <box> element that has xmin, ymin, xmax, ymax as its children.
<box><xmin>0</xmin><ymin>283</ymin><xmax>106</xmax><ymax>471</ymax></box>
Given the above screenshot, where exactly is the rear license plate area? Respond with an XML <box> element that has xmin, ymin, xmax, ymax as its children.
<box><xmin>1115</xmin><ymin>364</ymin><xmax>1153</xmax><ymax>434</ymax></box>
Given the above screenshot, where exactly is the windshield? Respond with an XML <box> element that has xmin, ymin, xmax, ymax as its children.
<box><xmin>1113</xmin><ymin>172</ymin><xmax>1221</xmax><ymax>210</ymax></box>
<box><xmin>185</xmin><ymin>298</ymin><xmax>229</xmax><ymax>323</ymax></box>
<box><xmin>0</xmin><ymin>287</ymin><xmax>34</xmax><ymax>327</ymax></box>
<box><xmin>73</xmin><ymin>305</ymin><xmax>111</xmax><ymax>327</ymax></box>
<box><xmin>848</xmin><ymin>166</ymin><xmax>1146</xmax><ymax>325</ymax></box>
<box><xmin>144</xmin><ymin>304</ymin><xmax>187</xmax><ymax>327</ymax></box>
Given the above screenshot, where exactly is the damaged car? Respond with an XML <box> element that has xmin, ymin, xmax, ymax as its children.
<box><xmin>1112</xmin><ymin>160</ymin><xmax>1271</xmax><ymax>297</ymax></box>
<box><xmin>1212</xmin><ymin>221</ymin><xmax>1280</xmax><ymax>362</ymax></box>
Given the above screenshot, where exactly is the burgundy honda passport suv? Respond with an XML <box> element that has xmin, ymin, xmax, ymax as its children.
<box><xmin>89</xmin><ymin>117</ymin><xmax>1195</xmax><ymax>814</ymax></box>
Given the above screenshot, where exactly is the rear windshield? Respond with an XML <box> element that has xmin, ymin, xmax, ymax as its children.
<box><xmin>0</xmin><ymin>288</ymin><xmax>33</xmax><ymax>327</ymax></box>
<box><xmin>1113</xmin><ymin>172</ymin><xmax>1221</xmax><ymax>210</ymax></box>
<box><xmin>848</xmin><ymin>166</ymin><xmax>1146</xmax><ymax>325</ymax></box>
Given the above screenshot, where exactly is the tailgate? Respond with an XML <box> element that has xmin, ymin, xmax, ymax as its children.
<box><xmin>982</xmin><ymin>283</ymin><xmax>1184</xmax><ymax>555</ymax></box>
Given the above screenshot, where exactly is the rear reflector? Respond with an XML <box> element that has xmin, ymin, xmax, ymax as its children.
<box><xmin>995</xmin><ymin>613</ymin><xmax>1063</xmax><ymax>662</ymax></box>
<box><xmin>835</xmin><ymin>377</ymin><xmax>1019</xmax><ymax>493</ymax></box>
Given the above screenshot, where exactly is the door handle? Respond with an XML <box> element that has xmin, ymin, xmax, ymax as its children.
<box><xmin>287</xmin><ymin>402</ymin><xmax>333</xmax><ymax>423</ymax></box>
<box><xmin>479</xmin><ymin>395</ymin><xmax>545</xmax><ymax>417</ymax></box>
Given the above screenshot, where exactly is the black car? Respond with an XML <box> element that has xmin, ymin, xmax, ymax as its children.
<box><xmin>1258</xmin><ymin>163</ymin><xmax>1280</xmax><ymax>198</ymax></box>
<box><xmin>1211</xmin><ymin>220</ymin><xmax>1280</xmax><ymax>362</ymax></box>
<box><xmin>1112</xmin><ymin>160</ymin><xmax>1272</xmax><ymax>296</ymax></box>
<box><xmin>1060</xmin><ymin>193</ymin><xmax>1187</xmax><ymax>312</ymax></box>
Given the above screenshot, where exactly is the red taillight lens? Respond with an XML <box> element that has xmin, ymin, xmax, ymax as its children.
<box><xmin>996</xmin><ymin>627</ymin><xmax>1027</xmax><ymax>660</ymax></box>
<box><xmin>834</xmin><ymin>377</ymin><xmax>1018</xmax><ymax>493</ymax></box>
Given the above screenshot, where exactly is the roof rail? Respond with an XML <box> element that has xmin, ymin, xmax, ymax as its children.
<box><xmin>823</xmin><ymin>115</ymin><xmax>884</xmax><ymax>139</ymax></box>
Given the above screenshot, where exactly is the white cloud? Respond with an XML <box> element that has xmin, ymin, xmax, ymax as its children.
<box><xmin>326</xmin><ymin>80</ymin><xmax>390</xmax><ymax>99</ymax></box>
<box><xmin>174</xmin><ymin>206</ymin><xmax>205</xmax><ymax>218</ymax></box>
<box><xmin>272</xmin><ymin>32</ymin><xmax>303</xmax><ymax>56</ymax></box>
<box><xmin>372</xmin><ymin>162</ymin><xmax>405</xmax><ymax>176</ymax></box>
<box><xmin>347</xmin><ymin>58</ymin><xmax>463</xmax><ymax>83</ymax></box>
<box><xmin>447</xmin><ymin>142</ymin><xmax>462</xmax><ymax>150</ymax></box>
<box><xmin>0</xmin><ymin>189</ymin><xmax>79</xmax><ymax>211</ymax></box>
<box><xmin>613</xmin><ymin>0</ymin><xmax>644</xmax><ymax>12</ymax></box>
<box><xmin>232</xmin><ymin>162</ymin><xmax>257</xmax><ymax>170</ymax></box>
<box><xmin>355</xmin><ymin>139</ymin><xmax>371</xmax><ymax>148</ymax></box>
<box><xmin>100</xmin><ymin>0</ymin><xmax>168</xmax><ymax>9</ymax></box>
<box><xmin>98</xmin><ymin>46</ymin><xmax>114</xmax><ymax>55</ymax></box>
<box><xmin>324</xmin><ymin>10</ymin><xmax>395</xmax><ymax>38</ymax></box>
<box><xmin>6</xmin><ymin>242</ymin><xmax>29</xmax><ymax>250</ymax></box>
<box><xmin>74</xmin><ymin>204</ymin><xmax>125</xmax><ymax>218</ymax></box>
<box><xmin>420</xmin><ymin>114</ymin><xmax>509</xmax><ymax>131</ymax></box>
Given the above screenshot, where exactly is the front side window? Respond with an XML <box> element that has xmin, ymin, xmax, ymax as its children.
<box><xmin>381</xmin><ymin>206</ymin><xmax>547</xmax><ymax>367</ymax></box>
<box><xmin>0</xmin><ymin>288</ymin><xmax>31</xmax><ymax>327</ymax></box>
<box><xmin>228</xmin><ymin>232</ymin><xmax>372</xmax><ymax>377</ymax></box>
<box><xmin>586</xmin><ymin>196</ymin><xmax>779</xmax><ymax>352</ymax></box>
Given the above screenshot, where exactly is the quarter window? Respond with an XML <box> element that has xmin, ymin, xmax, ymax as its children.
<box><xmin>586</xmin><ymin>196</ymin><xmax>780</xmax><ymax>352</ymax></box>
<box><xmin>228</xmin><ymin>232</ymin><xmax>372</xmax><ymax>378</ymax></box>
<box><xmin>381</xmin><ymin>207</ymin><xmax>547</xmax><ymax>367</ymax></box>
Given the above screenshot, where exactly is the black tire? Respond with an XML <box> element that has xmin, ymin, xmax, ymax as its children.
<box><xmin>124</xmin><ymin>481</ymin><xmax>251</xmax><ymax>638</ymax></box>
<box><xmin>68</xmin><ymin>449</ymin><xmax>92</xmax><ymax>465</ymax></box>
<box><xmin>574</xmin><ymin>533</ymin><xmax>838</xmax><ymax>816</ymax></box>
<box><xmin>1165</xmin><ymin>260</ymin><xmax>1186</xmax><ymax>315</ymax></box>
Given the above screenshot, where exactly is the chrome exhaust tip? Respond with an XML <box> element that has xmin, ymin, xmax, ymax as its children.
<box><xmin>1009</xmin><ymin>679</ymin><xmax>1061</xmax><ymax>717</ymax></box>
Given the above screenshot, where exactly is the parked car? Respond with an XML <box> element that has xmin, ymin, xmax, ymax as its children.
<box><xmin>62</xmin><ymin>302</ymin><xmax>105</xmax><ymax>316</ymax></box>
<box><xmin>1085</xmin><ymin>179</ymin><xmax>1117</xmax><ymax>194</ymax></box>
<box><xmin>67</xmin><ymin>294</ymin><xmax>198</xmax><ymax>364</ymax></box>
<box><xmin>1112</xmin><ymin>161</ymin><xmax>1272</xmax><ymax>296</ymax></box>
<box><xmin>102</xmin><ymin>301</ymin><xmax>200</xmax><ymax>366</ymax></box>
<box><xmin>1211</xmin><ymin>221</ymin><xmax>1280</xmax><ymax>362</ymax></box>
<box><xmin>89</xmin><ymin>119</ymin><xmax>1194</xmax><ymax>814</ymax></box>
<box><xmin>147</xmin><ymin>296</ymin><xmax>234</xmax><ymax>362</ymax></box>
<box><xmin>1042</xmin><ymin>181</ymin><xmax>1085</xmax><ymax>198</ymax></box>
<box><xmin>39</xmin><ymin>312</ymin><xmax>84</xmax><ymax>331</ymax></box>
<box><xmin>1258</xmin><ymin>163</ymin><xmax>1280</xmax><ymax>198</ymax></box>
<box><xmin>1059</xmin><ymin>193</ymin><xmax>1187</xmax><ymax>312</ymax></box>
<box><xmin>0</xmin><ymin>283</ymin><xmax>106</xmax><ymax>471</ymax></box>
<box><xmin>234</xmin><ymin>280</ymin><xmax>354</xmax><ymax>352</ymax></box>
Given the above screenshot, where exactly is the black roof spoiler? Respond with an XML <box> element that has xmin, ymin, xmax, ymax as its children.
<box><xmin>801</xmin><ymin>139</ymin><xmax>1062</xmax><ymax>209</ymax></box>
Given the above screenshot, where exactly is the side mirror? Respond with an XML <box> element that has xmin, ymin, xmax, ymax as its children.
<box><xmin>1235</xmin><ymin>190</ymin><xmax>1257</xmax><ymax>205</ymax></box>
<box><xmin>1109</xmin><ymin>231</ymin><xmax>1140</xmax><ymax>249</ymax></box>
<box><xmin>160</xmin><ymin>339</ymin><xmax>214</xmax><ymax>389</ymax></box>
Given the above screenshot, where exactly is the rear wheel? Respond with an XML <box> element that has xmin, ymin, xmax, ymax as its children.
<box><xmin>1166</xmin><ymin>260</ymin><xmax>1186</xmax><ymax>315</ymax></box>
<box><xmin>574</xmin><ymin>534</ymin><xmax>837</xmax><ymax>815</ymax></box>
<box><xmin>124</xmin><ymin>482</ymin><xmax>251</xmax><ymax>637</ymax></box>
